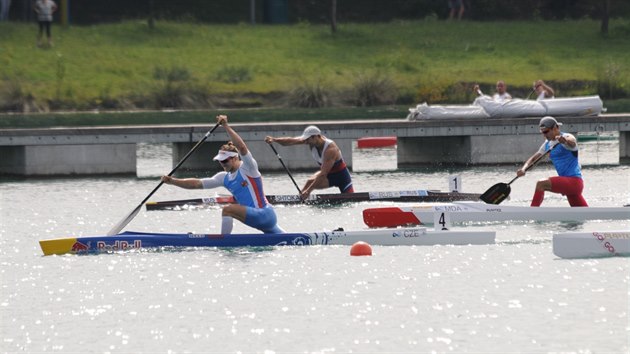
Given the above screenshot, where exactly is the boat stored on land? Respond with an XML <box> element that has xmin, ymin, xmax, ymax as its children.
<box><xmin>407</xmin><ymin>95</ymin><xmax>603</xmax><ymax>120</ymax></box>
<box><xmin>39</xmin><ymin>227</ymin><xmax>496</xmax><ymax>256</ymax></box>
<box><xmin>362</xmin><ymin>202</ymin><xmax>630</xmax><ymax>228</ymax></box>
<box><xmin>553</xmin><ymin>231</ymin><xmax>630</xmax><ymax>258</ymax></box>
<box><xmin>146</xmin><ymin>190</ymin><xmax>481</xmax><ymax>211</ymax></box>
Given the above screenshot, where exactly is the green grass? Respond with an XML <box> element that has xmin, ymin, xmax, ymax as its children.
<box><xmin>0</xmin><ymin>106</ymin><xmax>411</xmax><ymax>128</ymax></box>
<box><xmin>1</xmin><ymin>19</ymin><xmax>630</xmax><ymax>111</ymax></box>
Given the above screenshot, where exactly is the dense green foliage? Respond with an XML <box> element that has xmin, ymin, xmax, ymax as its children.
<box><xmin>9</xmin><ymin>0</ymin><xmax>630</xmax><ymax>24</ymax></box>
<box><xmin>0</xmin><ymin>106</ymin><xmax>409</xmax><ymax>128</ymax></box>
<box><xmin>1</xmin><ymin>19</ymin><xmax>629</xmax><ymax>113</ymax></box>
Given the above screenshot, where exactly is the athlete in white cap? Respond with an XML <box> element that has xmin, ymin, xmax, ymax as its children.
<box><xmin>161</xmin><ymin>115</ymin><xmax>284</xmax><ymax>234</ymax></box>
<box><xmin>265</xmin><ymin>125</ymin><xmax>354</xmax><ymax>200</ymax></box>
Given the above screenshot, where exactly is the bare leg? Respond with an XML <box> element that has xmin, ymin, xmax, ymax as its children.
<box><xmin>221</xmin><ymin>204</ymin><xmax>247</xmax><ymax>222</ymax></box>
<box><xmin>37</xmin><ymin>22</ymin><xmax>43</xmax><ymax>47</ymax></box>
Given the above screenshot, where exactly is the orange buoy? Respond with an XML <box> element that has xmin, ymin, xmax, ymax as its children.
<box><xmin>350</xmin><ymin>241</ymin><xmax>372</xmax><ymax>256</ymax></box>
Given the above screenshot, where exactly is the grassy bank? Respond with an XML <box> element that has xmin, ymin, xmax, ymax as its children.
<box><xmin>1</xmin><ymin>19</ymin><xmax>630</xmax><ymax>112</ymax></box>
<box><xmin>2</xmin><ymin>99</ymin><xmax>629</xmax><ymax>129</ymax></box>
<box><xmin>0</xmin><ymin>106</ymin><xmax>410</xmax><ymax>128</ymax></box>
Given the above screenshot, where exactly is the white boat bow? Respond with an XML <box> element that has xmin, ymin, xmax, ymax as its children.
<box><xmin>363</xmin><ymin>201</ymin><xmax>630</xmax><ymax>228</ymax></box>
<box><xmin>553</xmin><ymin>231</ymin><xmax>630</xmax><ymax>258</ymax></box>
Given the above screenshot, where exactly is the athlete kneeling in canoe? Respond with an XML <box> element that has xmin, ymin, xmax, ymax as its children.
<box><xmin>265</xmin><ymin>125</ymin><xmax>354</xmax><ymax>200</ymax></box>
<box><xmin>517</xmin><ymin>116</ymin><xmax>588</xmax><ymax>207</ymax></box>
<box><xmin>161</xmin><ymin>115</ymin><xmax>285</xmax><ymax>234</ymax></box>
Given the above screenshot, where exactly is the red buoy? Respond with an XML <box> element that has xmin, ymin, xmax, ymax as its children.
<box><xmin>350</xmin><ymin>241</ymin><xmax>372</xmax><ymax>256</ymax></box>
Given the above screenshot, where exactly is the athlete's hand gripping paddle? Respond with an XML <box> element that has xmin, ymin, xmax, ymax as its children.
<box><xmin>480</xmin><ymin>143</ymin><xmax>559</xmax><ymax>205</ymax></box>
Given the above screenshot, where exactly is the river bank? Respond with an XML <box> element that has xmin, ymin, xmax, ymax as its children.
<box><xmin>1</xmin><ymin>20</ymin><xmax>629</xmax><ymax>113</ymax></box>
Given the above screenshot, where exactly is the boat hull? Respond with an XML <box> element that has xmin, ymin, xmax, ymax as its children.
<box><xmin>146</xmin><ymin>190</ymin><xmax>482</xmax><ymax>211</ymax></box>
<box><xmin>553</xmin><ymin>231</ymin><xmax>630</xmax><ymax>258</ymax></box>
<box><xmin>357</xmin><ymin>136</ymin><xmax>397</xmax><ymax>148</ymax></box>
<box><xmin>363</xmin><ymin>202</ymin><xmax>630</xmax><ymax>227</ymax></box>
<box><xmin>39</xmin><ymin>228</ymin><xmax>495</xmax><ymax>256</ymax></box>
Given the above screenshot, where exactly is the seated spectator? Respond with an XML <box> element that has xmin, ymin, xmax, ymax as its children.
<box><xmin>534</xmin><ymin>80</ymin><xmax>555</xmax><ymax>100</ymax></box>
<box><xmin>473</xmin><ymin>80</ymin><xmax>512</xmax><ymax>103</ymax></box>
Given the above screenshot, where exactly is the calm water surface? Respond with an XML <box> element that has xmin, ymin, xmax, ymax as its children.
<box><xmin>1</xmin><ymin>140</ymin><xmax>629</xmax><ymax>353</ymax></box>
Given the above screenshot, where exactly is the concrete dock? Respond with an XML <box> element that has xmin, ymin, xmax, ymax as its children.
<box><xmin>1</xmin><ymin>115</ymin><xmax>628</xmax><ymax>176</ymax></box>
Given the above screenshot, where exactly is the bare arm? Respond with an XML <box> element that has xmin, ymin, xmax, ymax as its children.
<box><xmin>217</xmin><ymin>115</ymin><xmax>248</xmax><ymax>155</ymax></box>
<box><xmin>535</xmin><ymin>80</ymin><xmax>554</xmax><ymax>97</ymax></box>
<box><xmin>473</xmin><ymin>84</ymin><xmax>482</xmax><ymax>96</ymax></box>
<box><xmin>302</xmin><ymin>144</ymin><xmax>338</xmax><ymax>196</ymax></box>
<box><xmin>556</xmin><ymin>133</ymin><xmax>576</xmax><ymax>148</ymax></box>
<box><xmin>516</xmin><ymin>151</ymin><xmax>543</xmax><ymax>177</ymax></box>
<box><xmin>265</xmin><ymin>136</ymin><xmax>305</xmax><ymax>146</ymax></box>
<box><xmin>160</xmin><ymin>176</ymin><xmax>202</xmax><ymax>189</ymax></box>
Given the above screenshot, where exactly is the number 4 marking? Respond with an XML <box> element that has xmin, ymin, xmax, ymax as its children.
<box><xmin>434</xmin><ymin>211</ymin><xmax>451</xmax><ymax>231</ymax></box>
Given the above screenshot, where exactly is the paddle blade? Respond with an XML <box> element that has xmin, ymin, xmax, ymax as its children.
<box><xmin>479</xmin><ymin>183</ymin><xmax>511</xmax><ymax>205</ymax></box>
<box><xmin>362</xmin><ymin>207</ymin><xmax>422</xmax><ymax>228</ymax></box>
<box><xmin>107</xmin><ymin>204</ymin><xmax>142</xmax><ymax>236</ymax></box>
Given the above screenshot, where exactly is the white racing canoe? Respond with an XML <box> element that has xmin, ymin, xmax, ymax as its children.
<box><xmin>553</xmin><ymin>231</ymin><xmax>630</xmax><ymax>258</ymax></box>
<box><xmin>39</xmin><ymin>227</ymin><xmax>496</xmax><ymax>256</ymax></box>
<box><xmin>363</xmin><ymin>202</ymin><xmax>630</xmax><ymax>228</ymax></box>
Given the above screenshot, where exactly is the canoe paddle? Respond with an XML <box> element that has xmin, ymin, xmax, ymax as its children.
<box><xmin>479</xmin><ymin>142</ymin><xmax>559</xmax><ymax>205</ymax></box>
<box><xmin>268</xmin><ymin>143</ymin><xmax>303</xmax><ymax>198</ymax></box>
<box><xmin>107</xmin><ymin>122</ymin><xmax>221</xmax><ymax>236</ymax></box>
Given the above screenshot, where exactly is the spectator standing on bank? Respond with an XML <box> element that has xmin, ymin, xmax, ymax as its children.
<box><xmin>34</xmin><ymin>0</ymin><xmax>57</xmax><ymax>47</ymax></box>
<box><xmin>448</xmin><ymin>0</ymin><xmax>464</xmax><ymax>20</ymax></box>
<box><xmin>0</xmin><ymin>0</ymin><xmax>11</xmax><ymax>21</ymax></box>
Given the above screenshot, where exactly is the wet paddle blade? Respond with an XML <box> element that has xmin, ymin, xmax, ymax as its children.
<box><xmin>107</xmin><ymin>202</ymin><xmax>142</xmax><ymax>236</ymax></box>
<box><xmin>479</xmin><ymin>183</ymin><xmax>511</xmax><ymax>205</ymax></box>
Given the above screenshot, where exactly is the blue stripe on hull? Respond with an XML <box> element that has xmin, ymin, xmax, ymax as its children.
<box><xmin>70</xmin><ymin>231</ymin><xmax>323</xmax><ymax>253</ymax></box>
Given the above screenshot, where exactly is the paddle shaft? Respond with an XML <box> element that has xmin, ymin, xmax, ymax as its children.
<box><xmin>268</xmin><ymin>143</ymin><xmax>303</xmax><ymax>196</ymax></box>
<box><xmin>505</xmin><ymin>142</ymin><xmax>559</xmax><ymax>186</ymax></box>
<box><xmin>508</xmin><ymin>143</ymin><xmax>560</xmax><ymax>185</ymax></box>
<box><xmin>146</xmin><ymin>123</ymin><xmax>221</xmax><ymax>200</ymax></box>
<box><xmin>107</xmin><ymin>123</ymin><xmax>221</xmax><ymax>235</ymax></box>
<box><xmin>480</xmin><ymin>142</ymin><xmax>561</xmax><ymax>204</ymax></box>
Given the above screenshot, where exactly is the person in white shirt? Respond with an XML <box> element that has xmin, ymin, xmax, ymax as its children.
<box><xmin>473</xmin><ymin>80</ymin><xmax>512</xmax><ymax>103</ymax></box>
<box><xmin>33</xmin><ymin>0</ymin><xmax>57</xmax><ymax>47</ymax></box>
<box><xmin>534</xmin><ymin>79</ymin><xmax>555</xmax><ymax>100</ymax></box>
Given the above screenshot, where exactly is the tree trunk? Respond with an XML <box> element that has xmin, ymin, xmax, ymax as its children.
<box><xmin>250</xmin><ymin>0</ymin><xmax>256</xmax><ymax>25</ymax></box>
<box><xmin>601</xmin><ymin>0</ymin><xmax>609</xmax><ymax>35</ymax></box>
<box><xmin>331</xmin><ymin>0</ymin><xmax>337</xmax><ymax>33</ymax></box>
<box><xmin>148</xmin><ymin>0</ymin><xmax>155</xmax><ymax>29</ymax></box>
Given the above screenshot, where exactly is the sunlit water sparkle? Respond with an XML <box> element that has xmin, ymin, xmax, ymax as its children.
<box><xmin>1</xmin><ymin>140</ymin><xmax>628</xmax><ymax>353</ymax></box>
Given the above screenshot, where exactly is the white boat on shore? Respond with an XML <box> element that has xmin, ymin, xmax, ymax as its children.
<box><xmin>363</xmin><ymin>202</ymin><xmax>630</xmax><ymax>228</ymax></box>
<box><xmin>407</xmin><ymin>95</ymin><xmax>603</xmax><ymax>120</ymax></box>
<box><xmin>553</xmin><ymin>231</ymin><xmax>630</xmax><ymax>258</ymax></box>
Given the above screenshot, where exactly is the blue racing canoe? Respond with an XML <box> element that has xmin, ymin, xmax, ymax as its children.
<box><xmin>39</xmin><ymin>228</ymin><xmax>495</xmax><ymax>256</ymax></box>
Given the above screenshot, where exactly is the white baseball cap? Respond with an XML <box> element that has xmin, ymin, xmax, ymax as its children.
<box><xmin>297</xmin><ymin>125</ymin><xmax>321</xmax><ymax>140</ymax></box>
<box><xmin>213</xmin><ymin>150</ymin><xmax>239</xmax><ymax>161</ymax></box>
